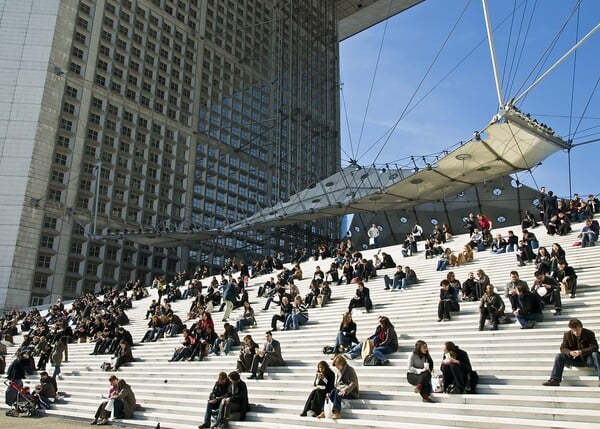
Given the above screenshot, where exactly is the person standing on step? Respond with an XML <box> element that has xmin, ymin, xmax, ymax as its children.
<box><xmin>407</xmin><ymin>340</ymin><xmax>435</xmax><ymax>402</ymax></box>
<box><xmin>221</xmin><ymin>276</ymin><xmax>238</xmax><ymax>322</ymax></box>
<box><xmin>247</xmin><ymin>331</ymin><xmax>284</xmax><ymax>380</ymax></box>
<box><xmin>543</xmin><ymin>318</ymin><xmax>600</xmax><ymax>387</ymax></box>
<box><xmin>367</xmin><ymin>223</ymin><xmax>380</xmax><ymax>248</ymax></box>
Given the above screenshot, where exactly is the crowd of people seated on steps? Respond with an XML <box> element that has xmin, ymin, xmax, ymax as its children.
<box><xmin>1</xmin><ymin>287</ymin><xmax>137</xmax><ymax>381</ymax></box>
<box><xmin>2</xmin><ymin>189</ymin><xmax>599</xmax><ymax>426</ymax></box>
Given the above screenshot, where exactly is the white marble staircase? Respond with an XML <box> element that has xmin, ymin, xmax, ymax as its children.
<box><xmin>2</xmin><ymin>221</ymin><xmax>600</xmax><ymax>429</ymax></box>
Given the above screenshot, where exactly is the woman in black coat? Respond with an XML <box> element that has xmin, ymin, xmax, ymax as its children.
<box><xmin>300</xmin><ymin>360</ymin><xmax>336</xmax><ymax>416</ymax></box>
<box><xmin>440</xmin><ymin>341</ymin><xmax>472</xmax><ymax>394</ymax></box>
<box><xmin>333</xmin><ymin>312</ymin><xmax>358</xmax><ymax>353</ymax></box>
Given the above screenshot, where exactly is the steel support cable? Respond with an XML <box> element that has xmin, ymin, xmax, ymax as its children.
<box><xmin>354</xmin><ymin>25</ymin><xmax>491</xmax><ymax>163</ymax></box>
<box><xmin>505</xmin><ymin>120</ymin><xmax>540</xmax><ymax>191</ymax></box>
<box><xmin>354</xmin><ymin>0</ymin><xmax>395</xmax><ymax>159</ymax></box>
<box><xmin>500</xmin><ymin>0</ymin><xmax>519</xmax><ymax>93</ymax></box>
<box><xmin>340</xmin><ymin>80</ymin><xmax>357</xmax><ymax>161</ymax></box>
<box><xmin>355</xmin><ymin>0</ymin><xmax>526</xmax><ymax>164</ymax></box>
<box><xmin>570</xmin><ymin>74</ymin><xmax>600</xmax><ymax>141</ymax></box>
<box><xmin>359</xmin><ymin>0</ymin><xmax>473</xmax><ymax>165</ymax></box>
<box><xmin>506</xmin><ymin>0</ymin><xmax>538</xmax><ymax>99</ymax></box>
<box><xmin>512</xmin><ymin>0</ymin><xmax>583</xmax><ymax>104</ymax></box>
<box><xmin>566</xmin><ymin>6</ymin><xmax>581</xmax><ymax>198</ymax></box>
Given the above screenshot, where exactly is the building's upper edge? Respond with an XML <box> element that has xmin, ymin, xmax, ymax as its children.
<box><xmin>337</xmin><ymin>0</ymin><xmax>425</xmax><ymax>41</ymax></box>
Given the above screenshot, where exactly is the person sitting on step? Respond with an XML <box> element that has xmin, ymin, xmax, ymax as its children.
<box><xmin>542</xmin><ymin>318</ymin><xmax>600</xmax><ymax>387</ymax></box>
<box><xmin>513</xmin><ymin>284</ymin><xmax>544</xmax><ymax>329</ymax></box>
<box><xmin>236</xmin><ymin>335</ymin><xmax>259</xmax><ymax>374</ymax></box>
<box><xmin>383</xmin><ymin>265</ymin><xmax>405</xmax><ymax>290</ymax></box>
<box><xmin>211</xmin><ymin>371</ymin><xmax>248</xmax><ymax>429</ymax></box>
<box><xmin>406</xmin><ymin>340</ymin><xmax>435</xmax><ymax>402</ymax></box>
<box><xmin>247</xmin><ymin>331</ymin><xmax>284</xmax><ymax>380</ymax></box>
<box><xmin>347</xmin><ymin>280</ymin><xmax>372</xmax><ymax>312</ymax></box>
<box><xmin>532</xmin><ymin>270</ymin><xmax>562</xmax><ymax>316</ymax></box>
<box><xmin>553</xmin><ymin>260</ymin><xmax>578</xmax><ymax>298</ymax></box>
<box><xmin>479</xmin><ymin>285</ymin><xmax>505</xmax><ymax>331</ymax></box>
<box><xmin>317</xmin><ymin>355</ymin><xmax>359</xmax><ymax>420</ymax></box>
<box><xmin>300</xmin><ymin>360</ymin><xmax>336</xmax><ymax>417</ymax></box>
<box><xmin>440</xmin><ymin>341</ymin><xmax>473</xmax><ymax>394</ymax></box>
<box><xmin>437</xmin><ymin>280</ymin><xmax>460</xmax><ymax>322</ymax></box>
<box><xmin>198</xmin><ymin>371</ymin><xmax>230</xmax><ymax>428</ymax></box>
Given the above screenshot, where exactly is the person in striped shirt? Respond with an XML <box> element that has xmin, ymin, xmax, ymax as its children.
<box><xmin>284</xmin><ymin>296</ymin><xmax>309</xmax><ymax>330</ymax></box>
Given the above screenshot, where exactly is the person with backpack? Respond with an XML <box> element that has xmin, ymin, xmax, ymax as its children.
<box><xmin>440</xmin><ymin>341</ymin><xmax>476</xmax><ymax>394</ymax></box>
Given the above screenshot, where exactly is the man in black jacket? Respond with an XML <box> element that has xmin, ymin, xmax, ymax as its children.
<box><xmin>513</xmin><ymin>284</ymin><xmax>543</xmax><ymax>329</ymax></box>
<box><xmin>533</xmin><ymin>270</ymin><xmax>562</xmax><ymax>316</ymax></box>
<box><xmin>543</xmin><ymin>318</ymin><xmax>600</xmax><ymax>386</ymax></box>
<box><xmin>348</xmin><ymin>280</ymin><xmax>372</xmax><ymax>313</ymax></box>
<box><xmin>213</xmin><ymin>371</ymin><xmax>249</xmax><ymax>428</ymax></box>
<box><xmin>270</xmin><ymin>296</ymin><xmax>292</xmax><ymax>331</ymax></box>
<box><xmin>553</xmin><ymin>260</ymin><xmax>578</xmax><ymax>298</ymax></box>
<box><xmin>199</xmin><ymin>371</ymin><xmax>230</xmax><ymax>428</ymax></box>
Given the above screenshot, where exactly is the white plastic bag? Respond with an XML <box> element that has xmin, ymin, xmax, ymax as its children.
<box><xmin>324</xmin><ymin>397</ymin><xmax>333</xmax><ymax>418</ymax></box>
<box><xmin>433</xmin><ymin>374</ymin><xmax>444</xmax><ymax>393</ymax></box>
<box><xmin>105</xmin><ymin>399</ymin><xmax>115</xmax><ymax>412</ymax></box>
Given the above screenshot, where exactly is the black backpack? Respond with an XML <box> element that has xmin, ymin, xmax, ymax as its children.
<box><xmin>466</xmin><ymin>370</ymin><xmax>479</xmax><ymax>393</ymax></box>
<box><xmin>322</xmin><ymin>346</ymin><xmax>334</xmax><ymax>354</ymax></box>
<box><xmin>363</xmin><ymin>354</ymin><xmax>381</xmax><ymax>366</ymax></box>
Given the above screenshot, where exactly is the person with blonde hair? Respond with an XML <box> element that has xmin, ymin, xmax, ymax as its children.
<box><xmin>318</xmin><ymin>354</ymin><xmax>359</xmax><ymax>419</ymax></box>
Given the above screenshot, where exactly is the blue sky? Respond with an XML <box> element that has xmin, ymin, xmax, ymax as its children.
<box><xmin>339</xmin><ymin>0</ymin><xmax>599</xmax><ymax>199</ymax></box>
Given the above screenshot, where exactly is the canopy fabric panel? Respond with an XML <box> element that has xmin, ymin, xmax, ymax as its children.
<box><xmin>225</xmin><ymin>109</ymin><xmax>569</xmax><ymax>233</ymax></box>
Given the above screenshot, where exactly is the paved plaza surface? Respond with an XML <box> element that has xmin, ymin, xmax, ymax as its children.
<box><xmin>0</xmin><ymin>413</ymin><xmax>133</xmax><ymax>428</ymax></box>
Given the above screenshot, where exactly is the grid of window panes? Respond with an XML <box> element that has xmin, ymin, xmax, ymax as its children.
<box><xmin>190</xmin><ymin>0</ymin><xmax>340</xmax><ymax>266</ymax></box>
<box><xmin>39</xmin><ymin>0</ymin><xmax>202</xmax><ymax>297</ymax></box>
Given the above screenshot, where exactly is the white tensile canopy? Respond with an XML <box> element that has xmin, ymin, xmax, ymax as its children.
<box><xmin>122</xmin><ymin>108</ymin><xmax>569</xmax><ymax>246</ymax></box>
<box><xmin>224</xmin><ymin>108</ymin><xmax>570</xmax><ymax>232</ymax></box>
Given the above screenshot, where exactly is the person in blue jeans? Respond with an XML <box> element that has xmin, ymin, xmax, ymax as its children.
<box><xmin>401</xmin><ymin>266</ymin><xmax>418</xmax><ymax>290</ymax></box>
<box><xmin>317</xmin><ymin>355</ymin><xmax>359</xmax><ymax>420</ymax></box>
<box><xmin>383</xmin><ymin>265</ymin><xmax>405</xmax><ymax>290</ymax></box>
<box><xmin>370</xmin><ymin>317</ymin><xmax>398</xmax><ymax>364</ymax></box>
<box><xmin>345</xmin><ymin>316</ymin><xmax>398</xmax><ymax>364</ymax></box>
<box><xmin>199</xmin><ymin>372</ymin><xmax>230</xmax><ymax>428</ymax></box>
<box><xmin>513</xmin><ymin>284</ymin><xmax>544</xmax><ymax>329</ymax></box>
<box><xmin>284</xmin><ymin>296</ymin><xmax>309</xmax><ymax>330</ymax></box>
<box><xmin>543</xmin><ymin>318</ymin><xmax>600</xmax><ymax>386</ymax></box>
